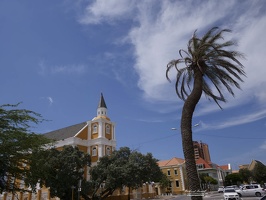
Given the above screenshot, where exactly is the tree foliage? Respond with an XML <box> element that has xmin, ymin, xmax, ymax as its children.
<box><xmin>199</xmin><ymin>173</ymin><xmax>217</xmax><ymax>190</ymax></box>
<box><xmin>27</xmin><ymin>145</ymin><xmax>91</xmax><ymax>200</ymax></box>
<box><xmin>0</xmin><ymin>103</ymin><xmax>52</xmax><ymax>193</ymax></box>
<box><xmin>225</xmin><ymin>173</ymin><xmax>242</xmax><ymax>186</ymax></box>
<box><xmin>251</xmin><ymin>162</ymin><xmax>266</xmax><ymax>184</ymax></box>
<box><xmin>82</xmin><ymin>147</ymin><xmax>164</xmax><ymax>200</ymax></box>
<box><xmin>226</xmin><ymin>163</ymin><xmax>266</xmax><ymax>186</ymax></box>
<box><xmin>239</xmin><ymin>168</ymin><xmax>252</xmax><ymax>184</ymax></box>
<box><xmin>166</xmin><ymin>27</ymin><xmax>245</xmax><ymax>200</ymax></box>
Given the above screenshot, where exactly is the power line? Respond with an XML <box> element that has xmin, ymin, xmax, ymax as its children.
<box><xmin>130</xmin><ymin>131</ymin><xmax>266</xmax><ymax>147</ymax></box>
<box><xmin>196</xmin><ymin>133</ymin><xmax>266</xmax><ymax>140</ymax></box>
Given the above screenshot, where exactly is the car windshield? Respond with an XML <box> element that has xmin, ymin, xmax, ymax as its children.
<box><xmin>224</xmin><ymin>189</ymin><xmax>235</xmax><ymax>193</ymax></box>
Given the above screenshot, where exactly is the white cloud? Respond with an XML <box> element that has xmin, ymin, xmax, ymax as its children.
<box><xmin>38</xmin><ymin>61</ymin><xmax>86</xmax><ymax>75</ymax></box>
<box><xmin>51</xmin><ymin>65</ymin><xmax>86</xmax><ymax>74</ymax></box>
<box><xmin>79</xmin><ymin>0</ymin><xmax>135</xmax><ymax>24</ymax></box>
<box><xmin>220</xmin><ymin>146</ymin><xmax>266</xmax><ymax>167</ymax></box>
<box><xmin>128</xmin><ymin>1</ymin><xmax>237</xmax><ymax>102</ymax></box>
<box><xmin>47</xmin><ymin>97</ymin><xmax>54</xmax><ymax>105</ymax></box>
<box><xmin>260</xmin><ymin>141</ymin><xmax>266</xmax><ymax>150</ymax></box>
<box><xmin>198</xmin><ymin>108</ymin><xmax>266</xmax><ymax>131</ymax></box>
<box><xmin>41</xmin><ymin>96</ymin><xmax>54</xmax><ymax>106</ymax></box>
<box><xmin>79</xmin><ymin>0</ymin><xmax>266</xmax><ymax>123</ymax></box>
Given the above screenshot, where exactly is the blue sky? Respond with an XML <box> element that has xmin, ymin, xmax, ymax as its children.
<box><xmin>1</xmin><ymin>0</ymin><xmax>266</xmax><ymax>170</ymax></box>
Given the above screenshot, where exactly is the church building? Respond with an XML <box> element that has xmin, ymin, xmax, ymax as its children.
<box><xmin>44</xmin><ymin>93</ymin><xmax>116</xmax><ymax>179</ymax></box>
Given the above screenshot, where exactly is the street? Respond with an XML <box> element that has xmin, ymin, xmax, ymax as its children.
<box><xmin>159</xmin><ymin>192</ymin><xmax>265</xmax><ymax>200</ymax></box>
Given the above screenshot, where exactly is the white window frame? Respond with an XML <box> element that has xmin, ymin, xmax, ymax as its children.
<box><xmin>93</xmin><ymin>124</ymin><xmax>98</xmax><ymax>133</ymax></box>
<box><xmin>92</xmin><ymin>146</ymin><xmax>97</xmax><ymax>156</ymax></box>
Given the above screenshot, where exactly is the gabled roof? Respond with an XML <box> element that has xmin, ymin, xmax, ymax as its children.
<box><xmin>43</xmin><ymin>122</ymin><xmax>87</xmax><ymax>140</ymax></box>
<box><xmin>196</xmin><ymin>157</ymin><xmax>212</xmax><ymax>168</ymax></box>
<box><xmin>157</xmin><ymin>157</ymin><xmax>185</xmax><ymax>167</ymax></box>
<box><xmin>248</xmin><ymin>160</ymin><xmax>265</xmax><ymax>170</ymax></box>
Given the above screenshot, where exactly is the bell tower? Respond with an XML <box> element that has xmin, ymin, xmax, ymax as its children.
<box><xmin>88</xmin><ymin>93</ymin><xmax>116</xmax><ymax>164</ymax></box>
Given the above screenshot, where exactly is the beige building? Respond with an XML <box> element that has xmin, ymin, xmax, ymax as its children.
<box><xmin>157</xmin><ymin>157</ymin><xmax>187</xmax><ymax>195</ymax></box>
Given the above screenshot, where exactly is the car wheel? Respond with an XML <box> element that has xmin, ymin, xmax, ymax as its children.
<box><xmin>255</xmin><ymin>192</ymin><xmax>261</xmax><ymax>197</ymax></box>
<box><xmin>237</xmin><ymin>193</ymin><xmax>242</xmax><ymax>197</ymax></box>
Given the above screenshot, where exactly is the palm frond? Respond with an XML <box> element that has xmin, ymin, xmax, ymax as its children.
<box><xmin>166</xmin><ymin>27</ymin><xmax>245</xmax><ymax>108</ymax></box>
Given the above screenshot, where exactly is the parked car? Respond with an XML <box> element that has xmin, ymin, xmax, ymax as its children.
<box><xmin>225</xmin><ymin>185</ymin><xmax>239</xmax><ymax>189</ymax></box>
<box><xmin>223</xmin><ymin>188</ymin><xmax>239</xmax><ymax>200</ymax></box>
<box><xmin>218</xmin><ymin>186</ymin><xmax>224</xmax><ymax>193</ymax></box>
<box><xmin>235</xmin><ymin>184</ymin><xmax>265</xmax><ymax>197</ymax></box>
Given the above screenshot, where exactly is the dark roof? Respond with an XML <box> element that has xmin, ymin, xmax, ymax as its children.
<box><xmin>43</xmin><ymin>122</ymin><xmax>87</xmax><ymax>140</ymax></box>
<box><xmin>98</xmin><ymin>93</ymin><xmax>107</xmax><ymax>108</ymax></box>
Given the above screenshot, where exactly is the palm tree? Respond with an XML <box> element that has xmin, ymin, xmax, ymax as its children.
<box><xmin>166</xmin><ymin>27</ymin><xmax>245</xmax><ymax>200</ymax></box>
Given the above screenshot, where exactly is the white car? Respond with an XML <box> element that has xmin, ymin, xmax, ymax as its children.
<box><xmin>223</xmin><ymin>188</ymin><xmax>239</xmax><ymax>200</ymax></box>
<box><xmin>235</xmin><ymin>184</ymin><xmax>265</xmax><ymax>197</ymax></box>
<box><xmin>218</xmin><ymin>186</ymin><xmax>224</xmax><ymax>193</ymax></box>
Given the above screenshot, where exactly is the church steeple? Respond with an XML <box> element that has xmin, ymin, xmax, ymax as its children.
<box><xmin>97</xmin><ymin>93</ymin><xmax>108</xmax><ymax>119</ymax></box>
<box><xmin>98</xmin><ymin>93</ymin><xmax>107</xmax><ymax>109</ymax></box>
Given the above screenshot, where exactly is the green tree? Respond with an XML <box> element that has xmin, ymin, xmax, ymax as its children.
<box><xmin>166</xmin><ymin>27</ymin><xmax>245</xmax><ymax>200</ymax></box>
<box><xmin>199</xmin><ymin>173</ymin><xmax>217</xmax><ymax>190</ymax></box>
<box><xmin>0</xmin><ymin>103</ymin><xmax>52</xmax><ymax>193</ymax></box>
<box><xmin>83</xmin><ymin>147</ymin><xmax>164</xmax><ymax>200</ymax></box>
<box><xmin>225</xmin><ymin>173</ymin><xmax>242</xmax><ymax>186</ymax></box>
<box><xmin>28</xmin><ymin>145</ymin><xmax>91</xmax><ymax>200</ymax></box>
<box><xmin>159</xmin><ymin>173</ymin><xmax>170</xmax><ymax>190</ymax></box>
<box><xmin>251</xmin><ymin>162</ymin><xmax>266</xmax><ymax>184</ymax></box>
<box><xmin>239</xmin><ymin>168</ymin><xmax>252</xmax><ymax>184</ymax></box>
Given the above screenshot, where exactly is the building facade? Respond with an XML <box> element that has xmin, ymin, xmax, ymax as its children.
<box><xmin>1</xmin><ymin>93</ymin><xmax>118</xmax><ymax>200</ymax></box>
<box><xmin>44</xmin><ymin>93</ymin><xmax>116</xmax><ymax>180</ymax></box>
<box><xmin>157</xmin><ymin>157</ymin><xmax>187</xmax><ymax>195</ymax></box>
<box><xmin>193</xmin><ymin>141</ymin><xmax>211</xmax><ymax>163</ymax></box>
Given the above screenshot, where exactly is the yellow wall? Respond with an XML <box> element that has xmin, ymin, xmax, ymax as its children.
<box><xmin>76</xmin><ymin>126</ymin><xmax>88</xmax><ymax>140</ymax></box>
<box><xmin>105</xmin><ymin>123</ymin><xmax>112</xmax><ymax>140</ymax></box>
<box><xmin>161</xmin><ymin>166</ymin><xmax>185</xmax><ymax>195</ymax></box>
<box><xmin>91</xmin><ymin>122</ymin><xmax>99</xmax><ymax>139</ymax></box>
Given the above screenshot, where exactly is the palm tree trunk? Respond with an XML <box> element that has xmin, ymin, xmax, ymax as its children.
<box><xmin>127</xmin><ymin>187</ymin><xmax>130</xmax><ymax>200</ymax></box>
<box><xmin>181</xmin><ymin>70</ymin><xmax>203</xmax><ymax>200</ymax></box>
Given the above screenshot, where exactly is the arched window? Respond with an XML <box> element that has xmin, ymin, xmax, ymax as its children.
<box><xmin>106</xmin><ymin>124</ymin><xmax>110</xmax><ymax>134</ymax></box>
<box><xmin>106</xmin><ymin>147</ymin><xmax>111</xmax><ymax>155</ymax></box>
<box><xmin>93</xmin><ymin>124</ymin><xmax>98</xmax><ymax>133</ymax></box>
<box><xmin>92</xmin><ymin>146</ymin><xmax>97</xmax><ymax>156</ymax></box>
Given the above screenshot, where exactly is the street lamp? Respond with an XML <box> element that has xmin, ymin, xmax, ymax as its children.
<box><xmin>171</xmin><ymin>122</ymin><xmax>200</xmax><ymax>131</ymax></box>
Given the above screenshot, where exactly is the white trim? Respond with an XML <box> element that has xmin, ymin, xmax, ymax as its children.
<box><xmin>74</xmin><ymin>124</ymin><xmax>88</xmax><ymax>137</ymax></box>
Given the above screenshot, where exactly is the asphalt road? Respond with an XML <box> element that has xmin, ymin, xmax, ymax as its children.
<box><xmin>157</xmin><ymin>192</ymin><xmax>265</xmax><ymax>200</ymax></box>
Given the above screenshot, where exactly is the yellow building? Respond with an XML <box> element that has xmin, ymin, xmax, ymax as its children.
<box><xmin>1</xmin><ymin>93</ymin><xmax>117</xmax><ymax>200</ymax></box>
<box><xmin>44</xmin><ymin>93</ymin><xmax>117</xmax><ymax>177</ymax></box>
<box><xmin>157</xmin><ymin>157</ymin><xmax>187</xmax><ymax>195</ymax></box>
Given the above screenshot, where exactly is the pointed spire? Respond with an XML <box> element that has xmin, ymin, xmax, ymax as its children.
<box><xmin>98</xmin><ymin>93</ymin><xmax>107</xmax><ymax>108</ymax></box>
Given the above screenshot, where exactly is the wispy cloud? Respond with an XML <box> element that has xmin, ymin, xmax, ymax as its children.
<box><xmin>220</xmin><ymin>143</ymin><xmax>266</xmax><ymax>166</ymax></box>
<box><xmin>79</xmin><ymin>0</ymin><xmax>135</xmax><ymax>24</ymax></box>
<box><xmin>51</xmin><ymin>65</ymin><xmax>86</xmax><ymax>74</ymax></box>
<box><xmin>198</xmin><ymin>108</ymin><xmax>266</xmax><ymax>131</ymax></box>
<box><xmin>260</xmin><ymin>141</ymin><xmax>266</xmax><ymax>150</ymax></box>
<box><xmin>41</xmin><ymin>96</ymin><xmax>54</xmax><ymax>106</ymax></box>
<box><xmin>79</xmin><ymin>1</ymin><xmax>266</xmax><ymax>105</ymax></box>
<box><xmin>79</xmin><ymin>0</ymin><xmax>266</xmax><ymax>126</ymax></box>
<box><xmin>47</xmin><ymin>97</ymin><xmax>53</xmax><ymax>105</ymax></box>
<box><xmin>38</xmin><ymin>61</ymin><xmax>86</xmax><ymax>76</ymax></box>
